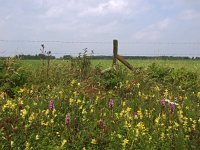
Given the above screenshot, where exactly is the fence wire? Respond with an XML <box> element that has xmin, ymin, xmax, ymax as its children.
<box><xmin>0</xmin><ymin>39</ymin><xmax>200</xmax><ymax>57</ymax></box>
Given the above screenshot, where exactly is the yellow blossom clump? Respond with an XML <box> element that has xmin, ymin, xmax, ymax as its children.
<box><xmin>91</xmin><ymin>139</ymin><xmax>97</xmax><ymax>145</ymax></box>
<box><xmin>82</xmin><ymin>108</ymin><xmax>87</xmax><ymax>115</ymax></box>
<box><xmin>136</xmin><ymin>122</ymin><xmax>146</xmax><ymax>131</ymax></box>
<box><xmin>122</xmin><ymin>138</ymin><xmax>129</xmax><ymax>147</ymax></box>
<box><xmin>137</xmin><ymin>109</ymin><xmax>143</xmax><ymax>119</ymax></box>
<box><xmin>2</xmin><ymin>100</ymin><xmax>16</xmax><ymax>111</ymax></box>
<box><xmin>126</xmin><ymin>107</ymin><xmax>132</xmax><ymax>112</ymax></box>
<box><xmin>164</xmin><ymin>89</ymin><xmax>168</xmax><ymax>97</ymax></box>
<box><xmin>20</xmin><ymin>109</ymin><xmax>28</xmax><ymax>119</ymax></box>
<box><xmin>28</xmin><ymin>113</ymin><xmax>36</xmax><ymax>124</ymax></box>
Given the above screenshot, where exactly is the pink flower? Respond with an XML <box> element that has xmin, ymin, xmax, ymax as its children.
<box><xmin>160</xmin><ymin>98</ymin><xmax>165</xmax><ymax>107</ymax></box>
<box><xmin>65</xmin><ymin>113</ymin><xmax>71</xmax><ymax>126</ymax></box>
<box><xmin>49</xmin><ymin>100</ymin><xmax>54</xmax><ymax>110</ymax></box>
<box><xmin>170</xmin><ymin>103</ymin><xmax>175</xmax><ymax>113</ymax></box>
<box><xmin>108</xmin><ymin>99</ymin><xmax>114</xmax><ymax>109</ymax></box>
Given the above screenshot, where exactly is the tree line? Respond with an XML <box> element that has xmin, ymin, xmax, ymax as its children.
<box><xmin>0</xmin><ymin>54</ymin><xmax>200</xmax><ymax>60</ymax></box>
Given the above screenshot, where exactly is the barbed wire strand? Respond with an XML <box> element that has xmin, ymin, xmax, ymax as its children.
<box><xmin>1</xmin><ymin>39</ymin><xmax>200</xmax><ymax>45</ymax></box>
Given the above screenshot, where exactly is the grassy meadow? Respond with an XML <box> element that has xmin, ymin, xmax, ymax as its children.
<box><xmin>0</xmin><ymin>57</ymin><xmax>200</xmax><ymax>149</ymax></box>
<box><xmin>20</xmin><ymin>59</ymin><xmax>200</xmax><ymax>73</ymax></box>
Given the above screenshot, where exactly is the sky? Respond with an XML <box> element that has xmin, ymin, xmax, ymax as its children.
<box><xmin>0</xmin><ymin>0</ymin><xmax>200</xmax><ymax>57</ymax></box>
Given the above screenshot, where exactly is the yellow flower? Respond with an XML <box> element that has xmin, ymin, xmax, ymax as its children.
<box><xmin>197</xmin><ymin>92</ymin><xmax>200</xmax><ymax>98</ymax></box>
<box><xmin>137</xmin><ymin>109</ymin><xmax>143</xmax><ymax>119</ymax></box>
<box><xmin>137</xmin><ymin>83</ymin><xmax>140</xmax><ymax>88</ymax></box>
<box><xmin>28</xmin><ymin>113</ymin><xmax>35</xmax><ymax>124</ymax></box>
<box><xmin>61</xmin><ymin>139</ymin><xmax>67</xmax><ymax>147</ymax></box>
<box><xmin>25</xmin><ymin>142</ymin><xmax>30</xmax><ymax>150</ymax></box>
<box><xmin>155</xmin><ymin>116</ymin><xmax>160</xmax><ymax>125</ymax></box>
<box><xmin>122</xmin><ymin>102</ymin><xmax>126</xmax><ymax>107</ymax></box>
<box><xmin>164</xmin><ymin>89</ymin><xmax>168</xmax><ymax>97</ymax></box>
<box><xmin>91</xmin><ymin>139</ymin><xmax>97</xmax><ymax>144</ymax></box>
<box><xmin>2</xmin><ymin>100</ymin><xmax>16</xmax><ymax>111</ymax></box>
<box><xmin>20</xmin><ymin>109</ymin><xmax>27</xmax><ymax>119</ymax></box>
<box><xmin>52</xmin><ymin>109</ymin><xmax>57</xmax><ymax>117</ymax></box>
<box><xmin>69</xmin><ymin>98</ymin><xmax>74</xmax><ymax>105</ymax></box>
<box><xmin>90</xmin><ymin>108</ymin><xmax>94</xmax><ymax>113</ymax></box>
<box><xmin>160</xmin><ymin>132</ymin><xmax>165</xmax><ymax>141</ymax></box>
<box><xmin>77</xmin><ymin>99</ymin><xmax>81</xmax><ymax>104</ymax></box>
<box><xmin>82</xmin><ymin>108</ymin><xmax>87</xmax><ymax>115</ymax></box>
<box><xmin>122</xmin><ymin>138</ymin><xmax>129</xmax><ymax>147</ymax></box>
<box><xmin>36</xmin><ymin>135</ymin><xmax>39</xmax><ymax>140</ymax></box>
<box><xmin>11</xmin><ymin>141</ymin><xmax>14</xmax><ymax>147</ymax></box>
<box><xmin>45</xmin><ymin>109</ymin><xmax>49</xmax><ymax>115</ymax></box>
<box><xmin>126</xmin><ymin>107</ymin><xmax>132</xmax><ymax>112</ymax></box>
<box><xmin>18</xmin><ymin>88</ymin><xmax>25</xmax><ymax>93</ymax></box>
<box><xmin>136</xmin><ymin>122</ymin><xmax>145</xmax><ymax>130</ymax></box>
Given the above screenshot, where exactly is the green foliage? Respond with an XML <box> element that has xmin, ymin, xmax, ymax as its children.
<box><xmin>70</xmin><ymin>49</ymin><xmax>92</xmax><ymax>79</ymax></box>
<box><xmin>147</xmin><ymin>63</ymin><xmax>199</xmax><ymax>91</ymax></box>
<box><xmin>0</xmin><ymin>58</ymin><xmax>30</xmax><ymax>98</ymax></box>
<box><xmin>0</xmin><ymin>58</ymin><xmax>200</xmax><ymax>149</ymax></box>
<box><xmin>99</xmin><ymin>67</ymin><xmax>127</xmax><ymax>90</ymax></box>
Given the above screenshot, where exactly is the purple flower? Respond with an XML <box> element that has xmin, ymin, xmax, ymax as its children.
<box><xmin>160</xmin><ymin>98</ymin><xmax>165</xmax><ymax>107</ymax></box>
<box><xmin>49</xmin><ymin>100</ymin><xmax>54</xmax><ymax>110</ymax></box>
<box><xmin>134</xmin><ymin>112</ymin><xmax>138</xmax><ymax>116</ymax></box>
<box><xmin>170</xmin><ymin>103</ymin><xmax>175</xmax><ymax>113</ymax></box>
<box><xmin>65</xmin><ymin>113</ymin><xmax>71</xmax><ymax>126</ymax></box>
<box><xmin>108</xmin><ymin>99</ymin><xmax>114</xmax><ymax>109</ymax></box>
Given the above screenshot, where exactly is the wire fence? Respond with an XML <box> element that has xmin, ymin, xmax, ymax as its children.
<box><xmin>0</xmin><ymin>39</ymin><xmax>200</xmax><ymax>57</ymax></box>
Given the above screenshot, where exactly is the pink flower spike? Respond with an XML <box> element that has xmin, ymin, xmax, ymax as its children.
<box><xmin>65</xmin><ymin>113</ymin><xmax>71</xmax><ymax>126</ymax></box>
<box><xmin>108</xmin><ymin>99</ymin><xmax>114</xmax><ymax>109</ymax></box>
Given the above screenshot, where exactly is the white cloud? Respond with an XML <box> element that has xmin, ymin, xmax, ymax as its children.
<box><xmin>80</xmin><ymin>0</ymin><xmax>128</xmax><ymax>16</ymax></box>
<box><xmin>181</xmin><ymin>10</ymin><xmax>200</xmax><ymax>21</ymax></box>
<box><xmin>157</xmin><ymin>18</ymin><xmax>171</xmax><ymax>30</ymax></box>
<box><xmin>135</xmin><ymin>30</ymin><xmax>160</xmax><ymax>41</ymax></box>
<box><xmin>44</xmin><ymin>6</ymin><xmax>64</xmax><ymax>18</ymax></box>
<box><xmin>134</xmin><ymin>18</ymin><xmax>172</xmax><ymax>40</ymax></box>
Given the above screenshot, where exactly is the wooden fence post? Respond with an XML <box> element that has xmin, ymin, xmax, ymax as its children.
<box><xmin>116</xmin><ymin>55</ymin><xmax>134</xmax><ymax>71</ymax></box>
<box><xmin>113</xmin><ymin>39</ymin><xmax>118</xmax><ymax>66</ymax></box>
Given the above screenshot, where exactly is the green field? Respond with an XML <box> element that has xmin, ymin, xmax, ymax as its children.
<box><xmin>20</xmin><ymin>59</ymin><xmax>200</xmax><ymax>73</ymax></box>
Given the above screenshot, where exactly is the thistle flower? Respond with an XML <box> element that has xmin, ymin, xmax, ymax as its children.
<box><xmin>49</xmin><ymin>100</ymin><xmax>54</xmax><ymax>110</ymax></box>
<box><xmin>160</xmin><ymin>98</ymin><xmax>165</xmax><ymax>107</ymax></box>
<box><xmin>65</xmin><ymin>113</ymin><xmax>71</xmax><ymax>126</ymax></box>
<box><xmin>108</xmin><ymin>99</ymin><xmax>114</xmax><ymax>109</ymax></box>
<box><xmin>170</xmin><ymin>103</ymin><xmax>175</xmax><ymax>113</ymax></box>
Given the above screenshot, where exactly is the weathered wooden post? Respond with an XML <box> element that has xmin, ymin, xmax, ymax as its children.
<box><xmin>113</xmin><ymin>39</ymin><xmax>118</xmax><ymax>67</ymax></box>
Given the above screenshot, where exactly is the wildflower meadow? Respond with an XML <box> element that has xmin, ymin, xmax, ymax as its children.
<box><xmin>0</xmin><ymin>55</ymin><xmax>200</xmax><ymax>149</ymax></box>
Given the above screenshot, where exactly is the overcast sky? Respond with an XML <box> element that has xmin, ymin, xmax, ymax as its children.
<box><xmin>0</xmin><ymin>0</ymin><xmax>200</xmax><ymax>57</ymax></box>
